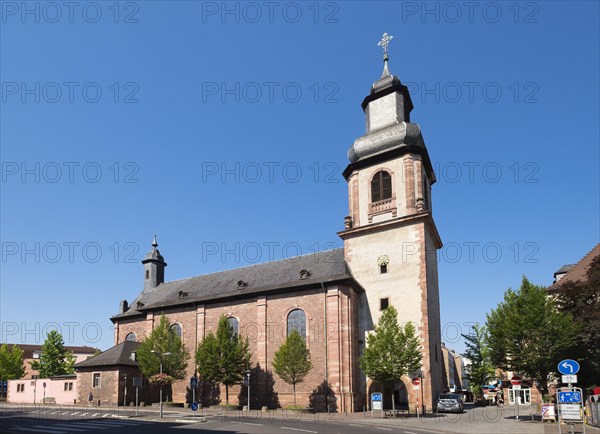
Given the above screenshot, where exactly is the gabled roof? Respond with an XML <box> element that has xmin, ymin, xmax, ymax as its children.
<box><xmin>112</xmin><ymin>248</ymin><xmax>356</xmax><ymax>321</ymax></box>
<box><xmin>547</xmin><ymin>243</ymin><xmax>600</xmax><ymax>293</ymax></box>
<box><xmin>0</xmin><ymin>344</ymin><xmax>98</xmax><ymax>359</ymax></box>
<box><xmin>74</xmin><ymin>341</ymin><xmax>139</xmax><ymax>369</ymax></box>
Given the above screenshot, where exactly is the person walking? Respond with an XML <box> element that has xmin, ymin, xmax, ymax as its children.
<box><xmin>88</xmin><ymin>392</ymin><xmax>93</xmax><ymax>406</ymax></box>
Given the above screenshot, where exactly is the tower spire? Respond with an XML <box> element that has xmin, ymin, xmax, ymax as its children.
<box><xmin>152</xmin><ymin>234</ymin><xmax>158</xmax><ymax>248</ymax></box>
<box><xmin>377</xmin><ymin>32</ymin><xmax>393</xmax><ymax>78</ymax></box>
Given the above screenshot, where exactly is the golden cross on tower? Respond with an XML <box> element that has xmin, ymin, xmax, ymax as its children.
<box><xmin>377</xmin><ymin>33</ymin><xmax>394</xmax><ymax>58</ymax></box>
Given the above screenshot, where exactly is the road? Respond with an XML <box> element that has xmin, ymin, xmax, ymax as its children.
<box><xmin>0</xmin><ymin>406</ymin><xmax>456</xmax><ymax>434</ymax></box>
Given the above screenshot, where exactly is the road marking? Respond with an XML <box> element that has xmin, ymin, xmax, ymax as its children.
<box><xmin>101</xmin><ymin>414</ymin><xmax>111</xmax><ymax>418</ymax></box>
<box><xmin>348</xmin><ymin>424</ymin><xmax>363</xmax><ymax>427</ymax></box>
<box><xmin>244</xmin><ymin>422</ymin><xmax>264</xmax><ymax>426</ymax></box>
<box><xmin>280</xmin><ymin>427</ymin><xmax>317</xmax><ymax>433</ymax></box>
<box><xmin>71</xmin><ymin>412</ymin><xmax>80</xmax><ymax>416</ymax></box>
<box><xmin>92</xmin><ymin>413</ymin><xmax>100</xmax><ymax>417</ymax></box>
<box><xmin>15</xmin><ymin>428</ymin><xmax>67</xmax><ymax>434</ymax></box>
<box><xmin>49</xmin><ymin>425</ymin><xmax>89</xmax><ymax>432</ymax></box>
<box><xmin>404</xmin><ymin>432</ymin><xmax>418</xmax><ymax>434</ymax></box>
<box><xmin>76</xmin><ymin>420</ymin><xmax>125</xmax><ymax>427</ymax></box>
<box><xmin>376</xmin><ymin>428</ymin><xmax>392</xmax><ymax>431</ymax></box>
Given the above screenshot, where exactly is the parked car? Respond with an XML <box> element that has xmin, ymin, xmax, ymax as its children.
<box><xmin>436</xmin><ymin>393</ymin><xmax>464</xmax><ymax>413</ymax></box>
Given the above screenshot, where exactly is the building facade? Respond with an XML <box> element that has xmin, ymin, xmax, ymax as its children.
<box><xmin>104</xmin><ymin>47</ymin><xmax>444</xmax><ymax>412</ymax></box>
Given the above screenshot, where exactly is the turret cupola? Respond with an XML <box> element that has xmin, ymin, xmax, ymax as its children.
<box><xmin>141</xmin><ymin>234</ymin><xmax>167</xmax><ymax>292</ymax></box>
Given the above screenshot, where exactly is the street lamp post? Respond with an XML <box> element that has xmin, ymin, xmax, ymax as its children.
<box><xmin>246</xmin><ymin>370</ymin><xmax>251</xmax><ymax>410</ymax></box>
<box><xmin>123</xmin><ymin>374</ymin><xmax>128</xmax><ymax>407</ymax></box>
<box><xmin>151</xmin><ymin>350</ymin><xmax>172</xmax><ymax>419</ymax></box>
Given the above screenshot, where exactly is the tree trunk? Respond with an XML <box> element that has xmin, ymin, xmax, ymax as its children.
<box><xmin>293</xmin><ymin>383</ymin><xmax>296</xmax><ymax>406</ymax></box>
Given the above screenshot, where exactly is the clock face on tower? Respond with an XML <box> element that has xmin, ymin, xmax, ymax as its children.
<box><xmin>377</xmin><ymin>255</ymin><xmax>390</xmax><ymax>266</ymax></box>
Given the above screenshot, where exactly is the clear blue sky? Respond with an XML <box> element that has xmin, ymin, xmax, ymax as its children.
<box><xmin>1</xmin><ymin>1</ymin><xmax>598</xmax><ymax>353</ymax></box>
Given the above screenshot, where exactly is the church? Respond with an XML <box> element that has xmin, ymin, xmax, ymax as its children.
<box><xmin>92</xmin><ymin>36</ymin><xmax>444</xmax><ymax>413</ymax></box>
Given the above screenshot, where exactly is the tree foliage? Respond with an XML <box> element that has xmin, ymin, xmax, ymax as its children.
<box><xmin>461</xmin><ymin>323</ymin><xmax>495</xmax><ymax>397</ymax></box>
<box><xmin>486</xmin><ymin>277</ymin><xmax>579</xmax><ymax>393</ymax></box>
<box><xmin>136</xmin><ymin>314</ymin><xmax>189</xmax><ymax>382</ymax></box>
<box><xmin>195</xmin><ymin>315</ymin><xmax>251</xmax><ymax>404</ymax></box>
<box><xmin>359</xmin><ymin>305</ymin><xmax>422</xmax><ymax>409</ymax></box>
<box><xmin>555</xmin><ymin>255</ymin><xmax>600</xmax><ymax>389</ymax></box>
<box><xmin>30</xmin><ymin>330</ymin><xmax>75</xmax><ymax>377</ymax></box>
<box><xmin>272</xmin><ymin>330</ymin><xmax>313</xmax><ymax>405</ymax></box>
<box><xmin>0</xmin><ymin>344</ymin><xmax>25</xmax><ymax>382</ymax></box>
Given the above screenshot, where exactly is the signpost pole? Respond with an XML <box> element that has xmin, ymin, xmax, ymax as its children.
<box><xmin>135</xmin><ymin>386</ymin><xmax>139</xmax><ymax>417</ymax></box>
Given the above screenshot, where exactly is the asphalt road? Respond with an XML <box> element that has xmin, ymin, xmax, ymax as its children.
<box><xmin>0</xmin><ymin>408</ymin><xmax>456</xmax><ymax>434</ymax></box>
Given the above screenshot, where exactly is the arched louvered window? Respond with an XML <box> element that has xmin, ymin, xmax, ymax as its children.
<box><xmin>287</xmin><ymin>309</ymin><xmax>306</xmax><ymax>338</ymax></box>
<box><xmin>371</xmin><ymin>171</ymin><xmax>392</xmax><ymax>202</ymax></box>
<box><xmin>125</xmin><ymin>332</ymin><xmax>137</xmax><ymax>342</ymax></box>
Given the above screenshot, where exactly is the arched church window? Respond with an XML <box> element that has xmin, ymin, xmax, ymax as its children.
<box><xmin>145</xmin><ymin>270</ymin><xmax>149</xmax><ymax>279</ymax></box>
<box><xmin>125</xmin><ymin>332</ymin><xmax>137</xmax><ymax>342</ymax></box>
<box><xmin>371</xmin><ymin>171</ymin><xmax>392</xmax><ymax>202</ymax></box>
<box><xmin>227</xmin><ymin>317</ymin><xmax>239</xmax><ymax>338</ymax></box>
<box><xmin>287</xmin><ymin>309</ymin><xmax>306</xmax><ymax>338</ymax></box>
<box><xmin>170</xmin><ymin>323</ymin><xmax>182</xmax><ymax>338</ymax></box>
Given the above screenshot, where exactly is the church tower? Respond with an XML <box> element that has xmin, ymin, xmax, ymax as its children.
<box><xmin>338</xmin><ymin>34</ymin><xmax>444</xmax><ymax>410</ymax></box>
<box><xmin>142</xmin><ymin>235</ymin><xmax>167</xmax><ymax>292</ymax></box>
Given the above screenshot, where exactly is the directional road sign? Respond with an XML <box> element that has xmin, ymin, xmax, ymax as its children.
<box><xmin>558</xmin><ymin>391</ymin><xmax>581</xmax><ymax>403</ymax></box>
<box><xmin>190</xmin><ymin>402</ymin><xmax>199</xmax><ymax>412</ymax></box>
<box><xmin>558</xmin><ymin>359</ymin><xmax>580</xmax><ymax>375</ymax></box>
<box><xmin>371</xmin><ymin>393</ymin><xmax>382</xmax><ymax>401</ymax></box>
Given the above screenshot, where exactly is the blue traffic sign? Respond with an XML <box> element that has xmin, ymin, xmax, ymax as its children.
<box><xmin>558</xmin><ymin>391</ymin><xmax>581</xmax><ymax>403</ymax></box>
<box><xmin>371</xmin><ymin>393</ymin><xmax>382</xmax><ymax>402</ymax></box>
<box><xmin>190</xmin><ymin>402</ymin><xmax>199</xmax><ymax>411</ymax></box>
<box><xmin>558</xmin><ymin>359</ymin><xmax>580</xmax><ymax>375</ymax></box>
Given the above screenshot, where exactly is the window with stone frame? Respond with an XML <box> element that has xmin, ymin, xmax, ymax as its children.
<box><xmin>64</xmin><ymin>382</ymin><xmax>73</xmax><ymax>391</ymax></box>
<box><xmin>17</xmin><ymin>383</ymin><xmax>25</xmax><ymax>392</ymax></box>
<box><xmin>170</xmin><ymin>323</ymin><xmax>182</xmax><ymax>338</ymax></box>
<box><xmin>227</xmin><ymin>317</ymin><xmax>239</xmax><ymax>338</ymax></box>
<box><xmin>371</xmin><ymin>170</ymin><xmax>392</xmax><ymax>203</ymax></box>
<box><xmin>92</xmin><ymin>373</ymin><xmax>101</xmax><ymax>388</ymax></box>
<box><xmin>125</xmin><ymin>332</ymin><xmax>137</xmax><ymax>342</ymax></box>
<box><xmin>287</xmin><ymin>309</ymin><xmax>306</xmax><ymax>338</ymax></box>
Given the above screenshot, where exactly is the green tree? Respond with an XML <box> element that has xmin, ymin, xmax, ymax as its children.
<box><xmin>0</xmin><ymin>344</ymin><xmax>25</xmax><ymax>396</ymax></box>
<box><xmin>30</xmin><ymin>330</ymin><xmax>76</xmax><ymax>377</ymax></box>
<box><xmin>136</xmin><ymin>314</ymin><xmax>189</xmax><ymax>384</ymax></box>
<box><xmin>486</xmin><ymin>277</ymin><xmax>579</xmax><ymax>394</ymax></box>
<box><xmin>359</xmin><ymin>305</ymin><xmax>422</xmax><ymax>411</ymax></box>
<box><xmin>555</xmin><ymin>255</ymin><xmax>600</xmax><ymax>389</ymax></box>
<box><xmin>461</xmin><ymin>324</ymin><xmax>495</xmax><ymax>398</ymax></box>
<box><xmin>195</xmin><ymin>315</ymin><xmax>251</xmax><ymax>404</ymax></box>
<box><xmin>272</xmin><ymin>330</ymin><xmax>312</xmax><ymax>406</ymax></box>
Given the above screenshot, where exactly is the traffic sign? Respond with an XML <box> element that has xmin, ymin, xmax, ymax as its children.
<box><xmin>558</xmin><ymin>359</ymin><xmax>580</xmax><ymax>375</ymax></box>
<box><xmin>412</xmin><ymin>378</ymin><xmax>421</xmax><ymax>386</ymax></box>
<box><xmin>558</xmin><ymin>391</ymin><xmax>581</xmax><ymax>403</ymax></box>
<box><xmin>511</xmin><ymin>376</ymin><xmax>522</xmax><ymax>385</ymax></box>
<box><xmin>190</xmin><ymin>402</ymin><xmax>198</xmax><ymax>412</ymax></box>
<box><xmin>371</xmin><ymin>392</ymin><xmax>383</xmax><ymax>411</ymax></box>
<box><xmin>190</xmin><ymin>377</ymin><xmax>198</xmax><ymax>388</ymax></box>
<box><xmin>560</xmin><ymin>404</ymin><xmax>582</xmax><ymax>420</ymax></box>
<box><xmin>562</xmin><ymin>375</ymin><xmax>577</xmax><ymax>384</ymax></box>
